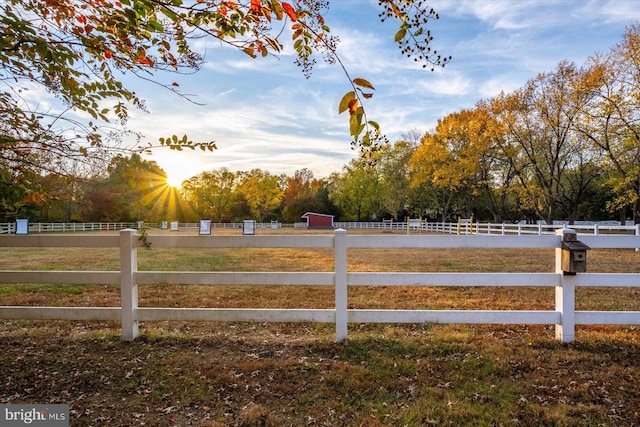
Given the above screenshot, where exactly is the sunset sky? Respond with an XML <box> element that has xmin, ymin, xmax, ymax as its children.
<box><xmin>122</xmin><ymin>0</ymin><xmax>640</xmax><ymax>183</ymax></box>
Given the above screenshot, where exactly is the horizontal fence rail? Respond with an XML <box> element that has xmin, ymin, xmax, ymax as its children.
<box><xmin>1</xmin><ymin>229</ymin><xmax>640</xmax><ymax>342</ymax></box>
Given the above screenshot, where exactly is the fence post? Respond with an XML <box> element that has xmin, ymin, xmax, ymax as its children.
<box><xmin>120</xmin><ymin>229</ymin><xmax>139</xmax><ymax>341</ymax></box>
<box><xmin>554</xmin><ymin>229</ymin><xmax>575</xmax><ymax>343</ymax></box>
<box><xmin>334</xmin><ymin>228</ymin><xmax>348</xmax><ymax>342</ymax></box>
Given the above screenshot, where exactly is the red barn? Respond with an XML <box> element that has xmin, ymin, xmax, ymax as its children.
<box><xmin>301</xmin><ymin>212</ymin><xmax>334</xmax><ymax>229</ymax></box>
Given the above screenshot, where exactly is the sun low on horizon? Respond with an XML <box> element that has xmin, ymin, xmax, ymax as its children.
<box><xmin>140</xmin><ymin>168</ymin><xmax>197</xmax><ymax>221</ymax></box>
<box><xmin>165</xmin><ymin>173</ymin><xmax>188</xmax><ymax>189</ymax></box>
<box><xmin>161</xmin><ymin>160</ymin><xmax>197</xmax><ymax>189</ymax></box>
<box><xmin>154</xmin><ymin>151</ymin><xmax>209</xmax><ymax>189</ymax></box>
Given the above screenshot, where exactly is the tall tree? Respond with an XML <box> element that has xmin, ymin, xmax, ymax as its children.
<box><xmin>472</xmin><ymin>102</ymin><xmax>519</xmax><ymax>222</ymax></box>
<box><xmin>578</xmin><ymin>24</ymin><xmax>640</xmax><ymax>222</ymax></box>
<box><xmin>281</xmin><ymin>168</ymin><xmax>329</xmax><ymax>222</ymax></box>
<box><xmin>282</xmin><ymin>168</ymin><xmax>317</xmax><ymax>207</ymax></box>
<box><xmin>237</xmin><ymin>169</ymin><xmax>283</xmax><ymax>222</ymax></box>
<box><xmin>84</xmin><ymin>153</ymin><xmax>167</xmax><ymax>221</ymax></box>
<box><xmin>376</xmin><ymin>140</ymin><xmax>415</xmax><ymax>219</ymax></box>
<box><xmin>491</xmin><ymin>61</ymin><xmax>598</xmax><ymax>224</ymax></box>
<box><xmin>329</xmin><ymin>159</ymin><xmax>382</xmax><ymax>221</ymax></box>
<box><xmin>182</xmin><ymin>168</ymin><xmax>240</xmax><ymax>222</ymax></box>
<box><xmin>409</xmin><ymin>109</ymin><xmax>490</xmax><ymax>220</ymax></box>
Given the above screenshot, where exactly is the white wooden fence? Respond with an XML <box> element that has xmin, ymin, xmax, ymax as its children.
<box><xmin>334</xmin><ymin>221</ymin><xmax>640</xmax><ymax>236</ymax></box>
<box><xmin>0</xmin><ymin>222</ymin><xmax>140</xmax><ymax>234</ymax></box>
<box><xmin>1</xmin><ymin>229</ymin><xmax>640</xmax><ymax>343</ymax></box>
<box><xmin>0</xmin><ymin>221</ymin><xmax>282</xmax><ymax>234</ymax></box>
<box><xmin>2</xmin><ymin>220</ymin><xmax>637</xmax><ymax>236</ymax></box>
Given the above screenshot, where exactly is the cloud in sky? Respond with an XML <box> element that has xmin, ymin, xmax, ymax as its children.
<box><xmin>117</xmin><ymin>0</ymin><xmax>640</xmax><ymax>181</ymax></box>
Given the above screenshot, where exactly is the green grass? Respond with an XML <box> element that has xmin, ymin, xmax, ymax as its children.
<box><xmin>0</xmin><ymin>284</ymin><xmax>87</xmax><ymax>295</ymax></box>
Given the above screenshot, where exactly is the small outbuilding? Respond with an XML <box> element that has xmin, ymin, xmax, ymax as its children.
<box><xmin>301</xmin><ymin>212</ymin><xmax>334</xmax><ymax>229</ymax></box>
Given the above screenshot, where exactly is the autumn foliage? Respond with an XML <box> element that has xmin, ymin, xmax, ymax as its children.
<box><xmin>1</xmin><ymin>0</ymin><xmax>450</xmax><ymax>219</ymax></box>
<box><xmin>408</xmin><ymin>25</ymin><xmax>640</xmax><ymax>224</ymax></box>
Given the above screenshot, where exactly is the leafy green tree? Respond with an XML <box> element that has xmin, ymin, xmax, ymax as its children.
<box><xmin>329</xmin><ymin>159</ymin><xmax>382</xmax><ymax>221</ymax></box>
<box><xmin>84</xmin><ymin>153</ymin><xmax>167</xmax><ymax>221</ymax></box>
<box><xmin>182</xmin><ymin>168</ymin><xmax>241</xmax><ymax>222</ymax></box>
<box><xmin>375</xmin><ymin>140</ymin><xmax>415</xmax><ymax>219</ymax></box>
<box><xmin>237</xmin><ymin>168</ymin><xmax>283</xmax><ymax>222</ymax></box>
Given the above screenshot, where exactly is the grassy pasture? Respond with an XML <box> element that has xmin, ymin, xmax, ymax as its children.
<box><xmin>1</xmin><ymin>229</ymin><xmax>640</xmax><ymax>426</ymax></box>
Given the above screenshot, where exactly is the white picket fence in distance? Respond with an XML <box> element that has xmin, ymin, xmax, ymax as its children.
<box><xmin>0</xmin><ymin>221</ymin><xmax>286</xmax><ymax>234</ymax></box>
<box><xmin>1</xmin><ymin>229</ymin><xmax>640</xmax><ymax>342</ymax></box>
<box><xmin>2</xmin><ymin>220</ymin><xmax>638</xmax><ymax>235</ymax></box>
<box><xmin>333</xmin><ymin>221</ymin><xmax>640</xmax><ymax>236</ymax></box>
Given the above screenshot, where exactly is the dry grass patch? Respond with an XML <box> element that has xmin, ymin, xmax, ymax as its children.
<box><xmin>2</xmin><ymin>231</ymin><xmax>640</xmax><ymax>425</ymax></box>
<box><xmin>1</xmin><ymin>322</ymin><xmax>639</xmax><ymax>426</ymax></box>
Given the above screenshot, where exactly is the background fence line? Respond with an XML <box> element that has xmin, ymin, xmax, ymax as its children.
<box><xmin>1</xmin><ymin>229</ymin><xmax>640</xmax><ymax>343</ymax></box>
<box><xmin>0</xmin><ymin>221</ymin><xmax>283</xmax><ymax>234</ymax></box>
<box><xmin>2</xmin><ymin>220</ymin><xmax>640</xmax><ymax>236</ymax></box>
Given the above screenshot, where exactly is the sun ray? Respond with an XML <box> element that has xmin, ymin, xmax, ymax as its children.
<box><xmin>140</xmin><ymin>174</ymin><xmax>198</xmax><ymax>222</ymax></box>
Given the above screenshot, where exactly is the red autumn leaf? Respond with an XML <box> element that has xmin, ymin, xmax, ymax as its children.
<box><xmin>223</xmin><ymin>1</ymin><xmax>238</xmax><ymax>10</ymax></box>
<box><xmin>391</xmin><ymin>2</ymin><xmax>401</xmax><ymax>18</ymax></box>
<box><xmin>250</xmin><ymin>0</ymin><xmax>261</xmax><ymax>14</ymax></box>
<box><xmin>282</xmin><ymin>2</ymin><xmax>297</xmax><ymax>22</ymax></box>
<box><xmin>348</xmin><ymin>98</ymin><xmax>358</xmax><ymax>115</ymax></box>
<box><xmin>353</xmin><ymin>77</ymin><xmax>375</xmax><ymax>90</ymax></box>
<box><xmin>338</xmin><ymin>91</ymin><xmax>356</xmax><ymax>114</ymax></box>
